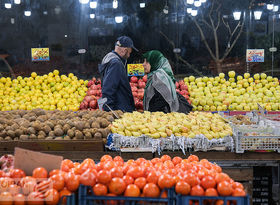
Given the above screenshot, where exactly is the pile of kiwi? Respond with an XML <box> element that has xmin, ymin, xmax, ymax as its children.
<box><xmin>0</xmin><ymin>109</ymin><xmax>123</xmax><ymax>141</ymax></box>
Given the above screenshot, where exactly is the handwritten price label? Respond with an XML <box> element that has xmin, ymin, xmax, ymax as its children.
<box><xmin>31</xmin><ymin>48</ymin><xmax>50</xmax><ymax>61</ymax></box>
<box><xmin>127</xmin><ymin>64</ymin><xmax>145</xmax><ymax>76</ymax></box>
<box><xmin>246</xmin><ymin>49</ymin><xmax>264</xmax><ymax>62</ymax></box>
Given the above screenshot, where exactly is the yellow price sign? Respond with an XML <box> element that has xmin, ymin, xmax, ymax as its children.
<box><xmin>127</xmin><ymin>64</ymin><xmax>144</xmax><ymax>76</ymax></box>
<box><xmin>31</xmin><ymin>48</ymin><xmax>50</xmax><ymax>61</ymax></box>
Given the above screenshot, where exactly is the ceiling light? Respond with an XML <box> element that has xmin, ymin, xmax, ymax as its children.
<box><xmin>194</xmin><ymin>1</ymin><xmax>201</xmax><ymax>7</ymax></box>
<box><xmin>267</xmin><ymin>4</ymin><xmax>274</xmax><ymax>10</ymax></box>
<box><xmin>273</xmin><ymin>5</ymin><xmax>279</xmax><ymax>12</ymax></box>
<box><xmin>113</xmin><ymin>0</ymin><xmax>118</xmax><ymax>9</ymax></box>
<box><xmin>140</xmin><ymin>3</ymin><xmax>145</xmax><ymax>8</ymax></box>
<box><xmin>90</xmin><ymin>13</ymin><xmax>95</xmax><ymax>19</ymax></box>
<box><xmin>254</xmin><ymin>11</ymin><xmax>262</xmax><ymax>20</ymax></box>
<box><xmin>115</xmin><ymin>16</ymin><xmax>123</xmax><ymax>23</ymax></box>
<box><xmin>233</xmin><ymin>11</ymin><xmax>241</xmax><ymax>20</ymax></box>
<box><xmin>14</xmin><ymin>0</ymin><xmax>21</xmax><ymax>4</ymax></box>
<box><xmin>79</xmin><ymin>0</ymin><xmax>89</xmax><ymax>4</ymax></box>
<box><xmin>187</xmin><ymin>8</ymin><xmax>192</xmax><ymax>13</ymax></box>
<box><xmin>24</xmin><ymin>11</ymin><xmax>31</xmax><ymax>16</ymax></box>
<box><xmin>90</xmin><ymin>1</ymin><xmax>97</xmax><ymax>8</ymax></box>
<box><xmin>5</xmin><ymin>3</ymin><xmax>12</xmax><ymax>9</ymax></box>
<box><xmin>187</xmin><ymin>0</ymin><xmax>194</xmax><ymax>4</ymax></box>
<box><xmin>191</xmin><ymin>10</ymin><xmax>198</xmax><ymax>16</ymax></box>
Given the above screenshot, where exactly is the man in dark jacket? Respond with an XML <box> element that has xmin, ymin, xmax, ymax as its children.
<box><xmin>98</xmin><ymin>36</ymin><xmax>138</xmax><ymax>112</ymax></box>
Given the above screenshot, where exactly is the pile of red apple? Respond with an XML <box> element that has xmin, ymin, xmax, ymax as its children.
<box><xmin>79</xmin><ymin>78</ymin><xmax>102</xmax><ymax>110</ymax></box>
<box><xmin>176</xmin><ymin>80</ymin><xmax>191</xmax><ymax>104</ymax></box>
<box><xmin>130</xmin><ymin>76</ymin><xmax>147</xmax><ymax>111</ymax></box>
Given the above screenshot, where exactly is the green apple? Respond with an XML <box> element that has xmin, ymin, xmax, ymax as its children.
<box><xmin>267</xmin><ymin>76</ymin><xmax>273</xmax><ymax>82</ymax></box>
<box><xmin>244</xmin><ymin>105</ymin><xmax>251</xmax><ymax>111</ymax></box>
<box><xmin>203</xmin><ymin>76</ymin><xmax>209</xmax><ymax>83</ymax></box>
<box><xmin>228</xmin><ymin>71</ymin><xmax>236</xmax><ymax>78</ymax></box>
<box><xmin>248</xmin><ymin>77</ymin><xmax>254</xmax><ymax>83</ymax></box>
<box><xmin>243</xmin><ymin>82</ymin><xmax>249</xmax><ymax>88</ymax></box>
<box><xmin>210</xmin><ymin>105</ymin><xmax>216</xmax><ymax>111</ymax></box>
<box><xmin>229</xmin><ymin>78</ymin><xmax>235</xmax><ymax>83</ymax></box>
<box><xmin>200</xmin><ymin>99</ymin><xmax>206</xmax><ymax>106</ymax></box>
<box><xmin>237</xmin><ymin>75</ymin><xmax>243</xmax><ymax>81</ymax></box>
<box><xmin>265</xmin><ymin>104</ymin><xmax>272</xmax><ymax>111</ymax></box>
<box><xmin>189</xmin><ymin>76</ymin><xmax>195</xmax><ymax>82</ymax></box>
<box><xmin>204</xmin><ymin>105</ymin><xmax>210</xmax><ymax>111</ymax></box>
<box><xmin>273</xmin><ymin>77</ymin><xmax>278</xmax><ymax>82</ymax></box>
<box><xmin>254</xmin><ymin>73</ymin><xmax>260</xmax><ymax>80</ymax></box>
<box><xmin>271</xmin><ymin>103</ymin><xmax>278</xmax><ymax>111</ymax></box>
<box><xmin>219</xmin><ymin>73</ymin><xmax>225</xmax><ymax>79</ymax></box>
<box><xmin>244</xmin><ymin>73</ymin><xmax>250</xmax><ymax>79</ymax></box>
<box><xmin>261</xmin><ymin>73</ymin><xmax>267</xmax><ymax>79</ymax></box>
<box><xmin>225</xmin><ymin>81</ymin><xmax>231</xmax><ymax>86</ymax></box>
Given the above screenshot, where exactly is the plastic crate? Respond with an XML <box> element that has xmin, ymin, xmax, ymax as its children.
<box><xmin>59</xmin><ymin>194</ymin><xmax>76</xmax><ymax>205</ymax></box>
<box><xmin>78</xmin><ymin>185</ymin><xmax>176</xmax><ymax>205</ymax></box>
<box><xmin>233</xmin><ymin>125</ymin><xmax>280</xmax><ymax>153</ymax></box>
<box><xmin>176</xmin><ymin>195</ymin><xmax>250</xmax><ymax>205</ymax></box>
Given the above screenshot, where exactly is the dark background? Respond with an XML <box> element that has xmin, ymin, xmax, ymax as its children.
<box><xmin>1</xmin><ymin>0</ymin><xmax>280</xmax><ymax>79</ymax></box>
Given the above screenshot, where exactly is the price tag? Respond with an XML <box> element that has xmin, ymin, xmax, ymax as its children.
<box><xmin>127</xmin><ymin>64</ymin><xmax>144</xmax><ymax>76</ymax></box>
<box><xmin>31</xmin><ymin>48</ymin><xmax>50</xmax><ymax>61</ymax></box>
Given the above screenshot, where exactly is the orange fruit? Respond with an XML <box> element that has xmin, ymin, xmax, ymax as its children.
<box><xmin>175</xmin><ymin>180</ymin><xmax>191</xmax><ymax>195</ymax></box>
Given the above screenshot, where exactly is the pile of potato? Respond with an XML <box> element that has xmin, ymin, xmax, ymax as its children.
<box><xmin>0</xmin><ymin>109</ymin><xmax>122</xmax><ymax>140</ymax></box>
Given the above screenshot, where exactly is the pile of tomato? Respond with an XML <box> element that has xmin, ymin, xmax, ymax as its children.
<box><xmin>0</xmin><ymin>154</ymin><xmax>246</xmax><ymax>205</ymax></box>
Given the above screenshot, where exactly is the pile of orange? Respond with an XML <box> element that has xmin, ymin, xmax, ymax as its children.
<box><xmin>0</xmin><ymin>167</ymin><xmax>72</xmax><ymax>205</ymax></box>
<box><xmin>0</xmin><ymin>154</ymin><xmax>246</xmax><ymax>205</ymax></box>
<box><xmin>63</xmin><ymin>154</ymin><xmax>246</xmax><ymax>204</ymax></box>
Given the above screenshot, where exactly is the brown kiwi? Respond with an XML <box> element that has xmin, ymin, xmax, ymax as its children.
<box><xmin>29</xmin><ymin>134</ymin><xmax>37</xmax><ymax>140</ymax></box>
<box><xmin>63</xmin><ymin>124</ymin><xmax>71</xmax><ymax>133</ymax></box>
<box><xmin>45</xmin><ymin>136</ymin><xmax>54</xmax><ymax>140</ymax></box>
<box><xmin>94</xmin><ymin>132</ymin><xmax>102</xmax><ymax>139</ymax></box>
<box><xmin>67</xmin><ymin>130</ymin><xmax>75</xmax><ymax>138</ymax></box>
<box><xmin>64</xmin><ymin>136</ymin><xmax>71</xmax><ymax>140</ymax></box>
<box><xmin>48</xmin><ymin>131</ymin><xmax>55</xmax><ymax>137</ymax></box>
<box><xmin>100</xmin><ymin>119</ymin><xmax>110</xmax><ymax>128</ymax></box>
<box><xmin>43</xmin><ymin>125</ymin><xmax>52</xmax><ymax>134</ymax></box>
<box><xmin>4</xmin><ymin>136</ymin><xmax>12</xmax><ymax>141</ymax></box>
<box><xmin>38</xmin><ymin>131</ymin><xmax>46</xmax><ymax>137</ymax></box>
<box><xmin>38</xmin><ymin>135</ymin><xmax>46</xmax><ymax>140</ymax></box>
<box><xmin>54</xmin><ymin>128</ymin><xmax>64</xmax><ymax>136</ymax></box>
<box><xmin>7</xmin><ymin>130</ymin><xmax>15</xmax><ymax>139</ymax></box>
<box><xmin>15</xmin><ymin>129</ymin><xmax>23</xmax><ymax>137</ymax></box>
<box><xmin>84</xmin><ymin>132</ymin><xmax>92</xmax><ymax>139</ymax></box>
<box><xmin>91</xmin><ymin>122</ymin><xmax>100</xmax><ymax>129</ymax></box>
<box><xmin>27</xmin><ymin>127</ymin><xmax>36</xmax><ymax>135</ymax></box>
<box><xmin>75</xmin><ymin>130</ymin><xmax>83</xmax><ymax>139</ymax></box>
<box><xmin>19</xmin><ymin>135</ymin><xmax>29</xmax><ymax>140</ymax></box>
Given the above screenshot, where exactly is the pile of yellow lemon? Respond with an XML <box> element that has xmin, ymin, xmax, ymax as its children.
<box><xmin>0</xmin><ymin>70</ymin><xmax>88</xmax><ymax>111</ymax></box>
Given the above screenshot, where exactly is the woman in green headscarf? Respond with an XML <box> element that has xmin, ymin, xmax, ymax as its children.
<box><xmin>142</xmin><ymin>50</ymin><xmax>179</xmax><ymax>113</ymax></box>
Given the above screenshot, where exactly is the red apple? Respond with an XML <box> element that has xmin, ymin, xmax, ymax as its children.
<box><xmin>92</xmin><ymin>77</ymin><xmax>96</xmax><ymax>82</ymax></box>
<box><xmin>180</xmin><ymin>90</ymin><xmax>188</xmax><ymax>95</ymax></box>
<box><xmin>138</xmin><ymin>81</ymin><xmax>146</xmax><ymax>89</ymax></box>
<box><xmin>131</xmin><ymin>87</ymin><xmax>138</xmax><ymax>92</ymax></box>
<box><xmin>138</xmin><ymin>88</ymin><xmax>144</xmax><ymax>93</ymax></box>
<box><xmin>87</xmin><ymin>80</ymin><xmax>94</xmax><ymax>87</ymax></box>
<box><xmin>84</xmin><ymin>96</ymin><xmax>93</xmax><ymax>102</ymax></box>
<box><xmin>90</xmin><ymin>85</ymin><xmax>97</xmax><ymax>90</ymax></box>
<box><xmin>175</xmin><ymin>82</ymin><xmax>179</xmax><ymax>89</ymax></box>
<box><xmin>142</xmin><ymin>75</ymin><xmax>147</xmax><ymax>83</ymax></box>
<box><xmin>176</xmin><ymin>89</ymin><xmax>180</xmax><ymax>93</ymax></box>
<box><xmin>97</xmin><ymin>84</ymin><xmax>101</xmax><ymax>89</ymax></box>
<box><xmin>89</xmin><ymin>100</ymin><xmax>97</xmax><ymax>109</ymax></box>
<box><xmin>131</xmin><ymin>76</ymin><xmax>138</xmax><ymax>83</ymax></box>
<box><xmin>180</xmin><ymin>84</ymin><xmax>188</xmax><ymax>91</ymax></box>
<box><xmin>133</xmin><ymin>92</ymin><xmax>138</xmax><ymax>97</ymax></box>
<box><xmin>137</xmin><ymin>92</ymin><xmax>144</xmax><ymax>100</ymax></box>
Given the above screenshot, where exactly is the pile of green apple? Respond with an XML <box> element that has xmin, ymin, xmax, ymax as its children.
<box><xmin>0</xmin><ymin>70</ymin><xmax>88</xmax><ymax>111</ymax></box>
<box><xmin>184</xmin><ymin>71</ymin><xmax>280</xmax><ymax>111</ymax></box>
<box><xmin>110</xmin><ymin>111</ymin><xmax>232</xmax><ymax>140</ymax></box>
